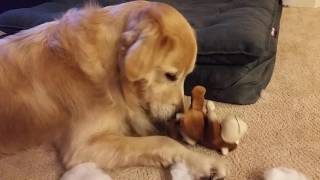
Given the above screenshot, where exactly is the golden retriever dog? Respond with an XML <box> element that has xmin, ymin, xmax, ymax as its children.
<box><xmin>0</xmin><ymin>1</ymin><xmax>226</xmax><ymax>179</ymax></box>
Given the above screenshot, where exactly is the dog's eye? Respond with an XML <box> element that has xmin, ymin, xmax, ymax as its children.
<box><xmin>165</xmin><ymin>73</ymin><xmax>177</xmax><ymax>81</ymax></box>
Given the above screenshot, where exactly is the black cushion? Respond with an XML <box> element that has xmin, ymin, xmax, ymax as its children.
<box><xmin>0</xmin><ymin>0</ymin><xmax>50</xmax><ymax>14</ymax></box>
<box><xmin>0</xmin><ymin>0</ymin><xmax>278</xmax><ymax>64</ymax></box>
<box><xmin>0</xmin><ymin>0</ymin><xmax>85</xmax><ymax>34</ymax></box>
<box><xmin>158</xmin><ymin>0</ymin><xmax>280</xmax><ymax>65</ymax></box>
<box><xmin>0</xmin><ymin>0</ymin><xmax>283</xmax><ymax>104</ymax></box>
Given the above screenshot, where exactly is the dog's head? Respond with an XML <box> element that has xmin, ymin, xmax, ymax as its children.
<box><xmin>119</xmin><ymin>3</ymin><xmax>197</xmax><ymax>122</ymax></box>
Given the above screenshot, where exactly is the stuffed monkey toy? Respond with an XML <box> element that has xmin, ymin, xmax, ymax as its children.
<box><xmin>177</xmin><ymin>86</ymin><xmax>248</xmax><ymax>155</ymax></box>
<box><xmin>178</xmin><ymin>86</ymin><xmax>206</xmax><ymax>145</ymax></box>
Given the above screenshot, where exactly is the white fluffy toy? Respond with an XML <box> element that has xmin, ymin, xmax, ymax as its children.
<box><xmin>60</xmin><ymin>163</ymin><xmax>112</xmax><ymax>180</ymax></box>
<box><xmin>61</xmin><ymin>162</ymin><xmax>195</xmax><ymax>180</ymax></box>
<box><xmin>264</xmin><ymin>167</ymin><xmax>308</xmax><ymax>180</ymax></box>
<box><xmin>60</xmin><ymin>162</ymin><xmax>309</xmax><ymax>180</ymax></box>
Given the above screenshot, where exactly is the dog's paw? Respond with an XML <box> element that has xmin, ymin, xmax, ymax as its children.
<box><xmin>171</xmin><ymin>163</ymin><xmax>194</xmax><ymax>180</ymax></box>
<box><xmin>60</xmin><ymin>162</ymin><xmax>112</xmax><ymax>180</ymax></box>
<box><xmin>184</xmin><ymin>153</ymin><xmax>227</xmax><ymax>180</ymax></box>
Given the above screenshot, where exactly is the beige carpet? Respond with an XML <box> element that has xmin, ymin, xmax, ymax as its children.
<box><xmin>1</xmin><ymin>7</ymin><xmax>320</xmax><ymax>180</ymax></box>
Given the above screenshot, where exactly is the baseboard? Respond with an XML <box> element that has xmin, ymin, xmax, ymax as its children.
<box><xmin>283</xmin><ymin>0</ymin><xmax>319</xmax><ymax>7</ymax></box>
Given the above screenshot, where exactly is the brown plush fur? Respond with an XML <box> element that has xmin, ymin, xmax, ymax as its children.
<box><xmin>180</xmin><ymin>86</ymin><xmax>206</xmax><ymax>142</ymax></box>
<box><xmin>0</xmin><ymin>1</ymin><xmax>226</xmax><ymax>179</ymax></box>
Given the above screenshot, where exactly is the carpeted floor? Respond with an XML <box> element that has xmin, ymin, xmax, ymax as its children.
<box><xmin>0</xmin><ymin>7</ymin><xmax>320</xmax><ymax>180</ymax></box>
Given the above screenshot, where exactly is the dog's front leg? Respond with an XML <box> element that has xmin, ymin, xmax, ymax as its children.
<box><xmin>62</xmin><ymin>134</ymin><xmax>227</xmax><ymax>179</ymax></box>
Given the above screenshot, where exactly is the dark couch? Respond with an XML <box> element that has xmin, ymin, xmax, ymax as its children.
<box><xmin>0</xmin><ymin>0</ymin><xmax>283</xmax><ymax>104</ymax></box>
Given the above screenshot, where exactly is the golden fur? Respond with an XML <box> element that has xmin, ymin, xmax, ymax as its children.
<box><xmin>0</xmin><ymin>1</ymin><xmax>226</xmax><ymax>179</ymax></box>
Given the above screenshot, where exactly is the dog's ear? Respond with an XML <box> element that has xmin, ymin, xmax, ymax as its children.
<box><xmin>120</xmin><ymin>5</ymin><xmax>173</xmax><ymax>82</ymax></box>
